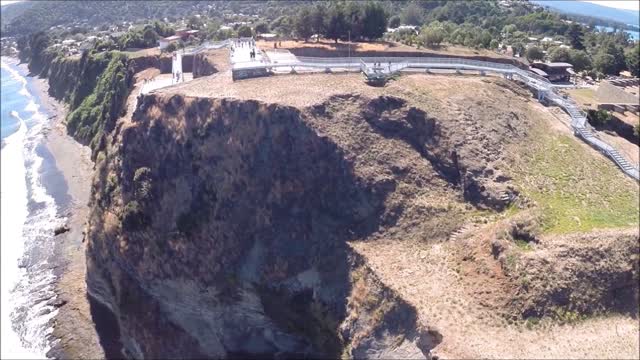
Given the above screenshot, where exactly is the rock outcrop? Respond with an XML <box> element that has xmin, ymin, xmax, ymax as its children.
<box><xmin>86</xmin><ymin>93</ymin><xmax>448</xmax><ymax>358</ymax></box>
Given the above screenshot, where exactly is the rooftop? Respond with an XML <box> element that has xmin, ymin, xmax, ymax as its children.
<box><xmin>163</xmin><ymin>35</ymin><xmax>182</xmax><ymax>41</ymax></box>
<box><xmin>546</xmin><ymin>62</ymin><xmax>573</xmax><ymax>68</ymax></box>
<box><xmin>529</xmin><ymin>67</ymin><xmax>548</xmax><ymax>76</ymax></box>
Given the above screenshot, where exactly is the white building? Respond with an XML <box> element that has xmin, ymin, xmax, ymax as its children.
<box><xmin>158</xmin><ymin>35</ymin><xmax>181</xmax><ymax>50</ymax></box>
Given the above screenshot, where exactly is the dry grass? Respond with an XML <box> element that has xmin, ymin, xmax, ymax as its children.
<box><xmin>258</xmin><ymin>39</ymin><xmax>514</xmax><ymax>60</ymax></box>
<box><xmin>566</xmin><ymin>88</ymin><xmax>598</xmax><ymax>108</ymax></box>
<box><xmin>257</xmin><ymin>39</ymin><xmax>390</xmax><ymax>52</ymax></box>
<box><xmin>122</xmin><ymin>47</ymin><xmax>161</xmax><ymax>58</ymax></box>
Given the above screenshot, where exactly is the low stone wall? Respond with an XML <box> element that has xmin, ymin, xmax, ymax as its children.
<box><xmin>598</xmin><ymin>103</ymin><xmax>640</xmax><ymax>114</ymax></box>
<box><xmin>232</xmin><ymin>67</ymin><xmax>270</xmax><ymax>81</ymax></box>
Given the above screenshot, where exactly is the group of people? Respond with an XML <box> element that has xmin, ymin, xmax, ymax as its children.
<box><xmin>233</xmin><ymin>38</ymin><xmax>255</xmax><ymax>48</ymax></box>
<box><xmin>229</xmin><ymin>37</ymin><xmax>261</xmax><ymax>61</ymax></box>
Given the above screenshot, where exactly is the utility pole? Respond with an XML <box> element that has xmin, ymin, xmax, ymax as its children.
<box><xmin>348</xmin><ymin>30</ymin><xmax>351</xmax><ymax>64</ymax></box>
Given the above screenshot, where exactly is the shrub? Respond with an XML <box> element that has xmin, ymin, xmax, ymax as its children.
<box><xmin>163</xmin><ymin>42</ymin><xmax>177</xmax><ymax>53</ymax></box>
<box><xmin>587</xmin><ymin>109</ymin><xmax>611</xmax><ymax>127</ymax></box>
<box><xmin>134</xmin><ymin>167</ymin><xmax>152</xmax><ymax>201</ymax></box>
<box><xmin>65</xmin><ymin>51</ymin><xmax>131</xmax><ymax>154</ymax></box>
<box><xmin>121</xmin><ymin>200</ymin><xmax>149</xmax><ymax>231</ymax></box>
<box><xmin>237</xmin><ymin>25</ymin><xmax>252</xmax><ymax>38</ymax></box>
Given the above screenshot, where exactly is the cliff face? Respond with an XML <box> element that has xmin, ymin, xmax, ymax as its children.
<box><xmin>33</xmin><ymin>50</ymin><xmax>135</xmax><ymax>156</ymax></box>
<box><xmin>86</xmin><ymin>93</ymin><xmax>448</xmax><ymax>358</ymax></box>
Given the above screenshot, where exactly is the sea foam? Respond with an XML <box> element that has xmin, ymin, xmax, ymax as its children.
<box><xmin>1</xmin><ymin>59</ymin><xmax>60</xmax><ymax>359</ymax></box>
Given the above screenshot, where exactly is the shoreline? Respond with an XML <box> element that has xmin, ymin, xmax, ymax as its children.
<box><xmin>28</xmin><ymin>69</ymin><xmax>105</xmax><ymax>359</ymax></box>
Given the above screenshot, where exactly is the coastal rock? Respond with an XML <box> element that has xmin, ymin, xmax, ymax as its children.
<box><xmin>85</xmin><ymin>94</ymin><xmax>455</xmax><ymax>358</ymax></box>
<box><xmin>54</xmin><ymin>224</ymin><xmax>70</xmax><ymax>236</ymax></box>
<box><xmin>47</xmin><ymin>298</ymin><xmax>68</xmax><ymax>309</ymax></box>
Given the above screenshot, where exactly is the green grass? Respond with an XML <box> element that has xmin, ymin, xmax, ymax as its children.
<box><xmin>512</xmin><ymin>132</ymin><xmax>639</xmax><ymax>234</ymax></box>
<box><xmin>566</xmin><ymin>88</ymin><xmax>597</xmax><ymax>106</ymax></box>
<box><xmin>514</xmin><ymin>239</ymin><xmax>533</xmax><ymax>251</ymax></box>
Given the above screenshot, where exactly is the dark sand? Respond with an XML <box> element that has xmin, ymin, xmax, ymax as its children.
<box><xmin>30</xmin><ymin>75</ymin><xmax>105</xmax><ymax>359</ymax></box>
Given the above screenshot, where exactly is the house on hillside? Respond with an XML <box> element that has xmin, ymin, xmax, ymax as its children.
<box><xmin>387</xmin><ymin>25</ymin><xmax>419</xmax><ymax>34</ymax></box>
<box><xmin>175</xmin><ymin>28</ymin><xmax>200</xmax><ymax>40</ymax></box>
<box><xmin>257</xmin><ymin>33</ymin><xmax>278</xmax><ymax>41</ymax></box>
<box><xmin>158</xmin><ymin>35</ymin><xmax>181</xmax><ymax>50</ymax></box>
<box><xmin>530</xmin><ymin>62</ymin><xmax>575</xmax><ymax>82</ymax></box>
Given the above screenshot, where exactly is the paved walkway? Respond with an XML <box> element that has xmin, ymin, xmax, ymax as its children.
<box><xmin>229</xmin><ymin>38</ymin><xmax>267</xmax><ymax>69</ymax></box>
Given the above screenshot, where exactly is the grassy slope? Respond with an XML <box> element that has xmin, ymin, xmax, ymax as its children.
<box><xmin>511</xmin><ymin>124</ymin><xmax>639</xmax><ymax>234</ymax></box>
<box><xmin>566</xmin><ymin>88</ymin><xmax>598</xmax><ymax>107</ymax></box>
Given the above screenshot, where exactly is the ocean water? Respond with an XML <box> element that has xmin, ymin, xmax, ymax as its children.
<box><xmin>1</xmin><ymin>58</ymin><xmax>63</xmax><ymax>359</ymax></box>
<box><xmin>595</xmin><ymin>25</ymin><xmax>640</xmax><ymax>41</ymax></box>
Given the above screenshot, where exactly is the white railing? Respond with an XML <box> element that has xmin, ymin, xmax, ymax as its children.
<box><xmin>270</xmin><ymin>56</ymin><xmax>637</xmax><ymax>180</ymax></box>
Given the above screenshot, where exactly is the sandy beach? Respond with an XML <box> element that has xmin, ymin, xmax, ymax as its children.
<box><xmin>30</xmin><ymin>74</ymin><xmax>104</xmax><ymax>359</ymax></box>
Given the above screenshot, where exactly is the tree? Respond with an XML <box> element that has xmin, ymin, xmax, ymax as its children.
<box><xmin>344</xmin><ymin>2</ymin><xmax>364</xmax><ymax>40</ymax></box>
<box><xmin>401</xmin><ymin>2</ymin><xmax>424</xmax><ymax>26</ymax></box>
<box><xmin>294</xmin><ymin>7</ymin><xmax>314</xmax><ymax>41</ymax></box>
<box><xmin>271</xmin><ymin>15</ymin><xmax>293</xmax><ymax>37</ymax></box>
<box><xmin>526</xmin><ymin>46</ymin><xmax>544</xmax><ymax>62</ymax></box>
<box><xmin>389</xmin><ymin>15</ymin><xmax>401</xmax><ymax>29</ymax></box>
<box><xmin>254</xmin><ymin>22</ymin><xmax>269</xmax><ymax>35</ymax></box>
<box><xmin>419</xmin><ymin>25</ymin><xmax>445</xmax><ymax>48</ymax></box>
<box><xmin>549</xmin><ymin>47</ymin><xmax>571</xmax><ymax>63</ymax></box>
<box><xmin>325</xmin><ymin>5</ymin><xmax>348</xmax><ymax>43</ymax></box>
<box><xmin>502</xmin><ymin>24</ymin><xmax>517</xmax><ymax>38</ymax></box>
<box><xmin>593</xmin><ymin>41</ymin><xmax>626</xmax><ymax>75</ymax></box>
<box><xmin>490</xmin><ymin>39</ymin><xmax>499</xmax><ymax>50</ymax></box>
<box><xmin>568</xmin><ymin>49</ymin><xmax>591</xmax><ymax>72</ymax></box>
<box><xmin>152</xmin><ymin>20</ymin><xmax>174</xmax><ymax>38</ymax></box>
<box><xmin>624</xmin><ymin>44</ymin><xmax>639</xmax><ymax>77</ymax></box>
<box><xmin>362</xmin><ymin>2</ymin><xmax>388</xmax><ymax>40</ymax></box>
<box><xmin>163</xmin><ymin>42</ymin><xmax>177</xmax><ymax>53</ymax></box>
<box><xmin>311</xmin><ymin>4</ymin><xmax>327</xmax><ymax>41</ymax></box>
<box><xmin>187</xmin><ymin>15</ymin><xmax>204</xmax><ymax>30</ymax></box>
<box><xmin>237</xmin><ymin>25</ymin><xmax>252</xmax><ymax>38</ymax></box>
<box><xmin>587</xmin><ymin>109</ymin><xmax>611</xmax><ymax>127</ymax></box>
<box><xmin>593</xmin><ymin>51</ymin><xmax>616</xmax><ymax>75</ymax></box>
<box><xmin>565</xmin><ymin>23</ymin><xmax>584</xmax><ymax>50</ymax></box>
<box><xmin>142</xmin><ymin>27</ymin><xmax>158</xmax><ymax>47</ymax></box>
<box><xmin>478</xmin><ymin>29</ymin><xmax>492</xmax><ymax>48</ymax></box>
<box><xmin>512</xmin><ymin>42</ymin><xmax>525</xmax><ymax>57</ymax></box>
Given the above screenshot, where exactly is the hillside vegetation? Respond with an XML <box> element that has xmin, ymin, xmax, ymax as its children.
<box><xmin>66</xmin><ymin>51</ymin><xmax>132</xmax><ymax>152</ymax></box>
<box><xmin>511</xmin><ymin>125</ymin><xmax>639</xmax><ymax>234</ymax></box>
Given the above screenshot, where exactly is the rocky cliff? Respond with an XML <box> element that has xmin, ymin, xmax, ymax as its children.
<box><xmin>80</xmin><ymin>70</ymin><xmax>639</xmax><ymax>358</ymax></box>
<box><xmin>85</xmin><ymin>93</ymin><xmax>453</xmax><ymax>358</ymax></box>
